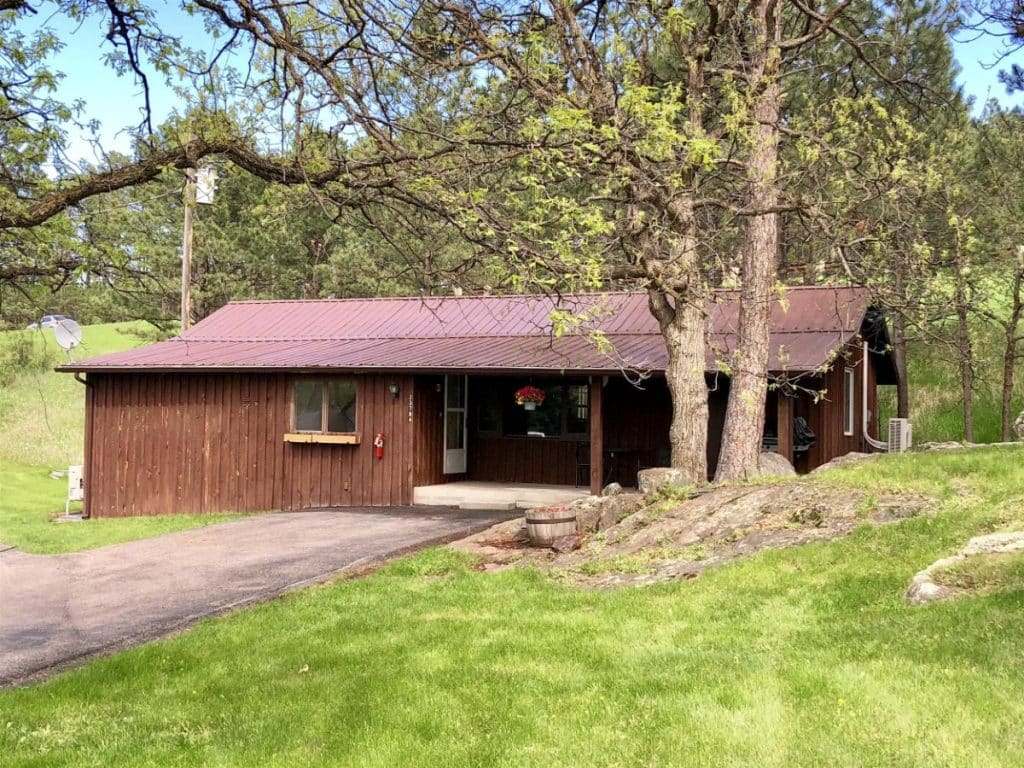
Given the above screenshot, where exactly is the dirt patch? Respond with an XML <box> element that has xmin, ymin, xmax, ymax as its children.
<box><xmin>452</xmin><ymin>481</ymin><xmax>931</xmax><ymax>588</ymax></box>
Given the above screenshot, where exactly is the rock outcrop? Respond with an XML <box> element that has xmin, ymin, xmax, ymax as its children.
<box><xmin>452</xmin><ymin>478</ymin><xmax>928</xmax><ymax>588</ymax></box>
<box><xmin>905</xmin><ymin>531</ymin><xmax>1024</xmax><ymax>605</ymax></box>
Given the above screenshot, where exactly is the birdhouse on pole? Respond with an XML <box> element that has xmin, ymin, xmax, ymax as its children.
<box><xmin>195</xmin><ymin>166</ymin><xmax>218</xmax><ymax>204</ymax></box>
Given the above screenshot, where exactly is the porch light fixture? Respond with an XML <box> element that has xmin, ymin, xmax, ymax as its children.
<box><xmin>388</xmin><ymin>382</ymin><xmax>401</xmax><ymax>399</ymax></box>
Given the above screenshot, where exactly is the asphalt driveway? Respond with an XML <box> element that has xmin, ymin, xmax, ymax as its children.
<box><xmin>0</xmin><ymin>506</ymin><xmax>514</xmax><ymax>687</ymax></box>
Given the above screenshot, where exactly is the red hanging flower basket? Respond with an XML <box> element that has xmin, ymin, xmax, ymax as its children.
<box><xmin>514</xmin><ymin>385</ymin><xmax>545</xmax><ymax>408</ymax></box>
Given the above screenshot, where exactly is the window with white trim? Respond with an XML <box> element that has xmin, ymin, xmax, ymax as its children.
<box><xmin>843</xmin><ymin>367</ymin><xmax>855</xmax><ymax>436</ymax></box>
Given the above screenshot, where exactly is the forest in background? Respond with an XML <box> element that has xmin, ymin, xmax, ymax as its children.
<box><xmin>2</xmin><ymin>0</ymin><xmax>1024</xmax><ymax>475</ymax></box>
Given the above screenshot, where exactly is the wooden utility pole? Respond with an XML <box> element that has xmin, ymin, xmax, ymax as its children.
<box><xmin>180</xmin><ymin>168</ymin><xmax>196</xmax><ymax>331</ymax></box>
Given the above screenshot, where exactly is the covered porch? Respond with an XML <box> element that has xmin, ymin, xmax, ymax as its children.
<box><xmin>417</xmin><ymin>373</ymin><xmax>675</xmax><ymax>497</ymax></box>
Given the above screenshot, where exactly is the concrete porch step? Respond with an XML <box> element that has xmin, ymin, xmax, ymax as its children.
<box><xmin>413</xmin><ymin>481</ymin><xmax>589</xmax><ymax>511</ymax></box>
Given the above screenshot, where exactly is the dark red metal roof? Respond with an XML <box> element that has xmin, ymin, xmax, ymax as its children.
<box><xmin>62</xmin><ymin>286</ymin><xmax>875</xmax><ymax>375</ymax></box>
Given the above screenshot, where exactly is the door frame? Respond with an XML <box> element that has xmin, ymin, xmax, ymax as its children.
<box><xmin>443</xmin><ymin>374</ymin><xmax>468</xmax><ymax>474</ymax></box>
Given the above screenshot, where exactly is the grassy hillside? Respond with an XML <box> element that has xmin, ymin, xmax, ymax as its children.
<box><xmin>891</xmin><ymin>333</ymin><xmax>1020</xmax><ymax>445</ymax></box>
<box><xmin>0</xmin><ymin>323</ymin><xmax>242</xmax><ymax>552</ymax></box>
<box><xmin>0</xmin><ymin>322</ymin><xmax>152</xmax><ymax>468</ymax></box>
<box><xmin>876</xmin><ymin>283</ymin><xmax>1024</xmax><ymax>444</ymax></box>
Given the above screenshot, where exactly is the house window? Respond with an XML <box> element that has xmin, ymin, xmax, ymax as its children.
<box><xmin>293</xmin><ymin>380</ymin><xmax>357</xmax><ymax>433</ymax></box>
<box><xmin>843</xmin><ymin>368</ymin><xmax>855</xmax><ymax>437</ymax></box>
<box><xmin>566</xmin><ymin>384</ymin><xmax>590</xmax><ymax>435</ymax></box>
<box><xmin>476</xmin><ymin>386</ymin><xmax>503</xmax><ymax>435</ymax></box>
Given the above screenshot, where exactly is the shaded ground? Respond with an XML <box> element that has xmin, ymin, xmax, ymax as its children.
<box><xmin>454</xmin><ymin>481</ymin><xmax>929</xmax><ymax>587</ymax></box>
<box><xmin>0</xmin><ymin>506</ymin><xmax>514</xmax><ymax>687</ymax></box>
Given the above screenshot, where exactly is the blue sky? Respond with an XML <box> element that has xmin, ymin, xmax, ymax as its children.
<box><xmin>954</xmin><ymin>26</ymin><xmax>1023</xmax><ymax>110</ymax></box>
<box><xmin>34</xmin><ymin>3</ymin><xmax>1024</xmax><ymax>163</ymax></box>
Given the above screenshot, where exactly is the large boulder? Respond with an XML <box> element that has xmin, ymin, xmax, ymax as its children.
<box><xmin>637</xmin><ymin>467</ymin><xmax>688</xmax><ymax>495</ymax></box>
<box><xmin>961</xmin><ymin>530</ymin><xmax>1024</xmax><ymax>556</ymax></box>
<box><xmin>755</xmin><ymin>451</ymin><xmax>797</xmax><ymax>478</ymax></box>
<box><xmin>905</xmin><ymin>561</ymin><xmax>962</xmax><ymax>605</ymax></box>
<box><xmin>916</xmin><ymin>441</ymin><xmax>966</xmax><ymax>451</ymax></box>
<box><xmin>1015</xmin><ymin>411</ymin><xmax>1024</xmax><ymax>441</ymax></box>
<box><xmin>810</xmin><ymin>451</ymin><xmax>873</xmax><ymax>474</ymax></box>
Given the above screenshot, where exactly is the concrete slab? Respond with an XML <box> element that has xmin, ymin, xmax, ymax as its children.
<box><xmin>414</xmin><ymin>481</ymin><xmax>589</xmax><ymax>510</ymax></box>
<box><xmin>0</xmin><ymin>506</ymin><xmax>516</xmax><ymax>688</ymax></box>
<box><xmin>459</xmin><ymin>501</ymin><xmax>517</xmax><ymax>511</ymax></box>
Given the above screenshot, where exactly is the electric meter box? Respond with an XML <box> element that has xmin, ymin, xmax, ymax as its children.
<box><xmin>68</xmin><ymin>464</ymin><xmax>84</xmax><ymax>502</ymax></box>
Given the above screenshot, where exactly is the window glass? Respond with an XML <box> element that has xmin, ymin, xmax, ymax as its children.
<box><xmin>844</xmin><ymin>368</ymin><xmax>855</xmax><ymax>435</ymax></box>
<box><xmin>294</xmin><ymin>381</ymin><xmax>323</xmax><ymax>431</ymax></box>
<box><xmin>526</xmin><ymin>385</ymin><xmax>564</xmax><ymax>436</ymax></box>
<box><xmin>327</xmin><ymin>380</ymin><xmax>357</xmax><ymax>433</ymax></box>
<box><xmin>566</xmin><ymin>384</ymin><xmax>589</xmax><ymax>434</ymax></box>
<box><xmin>477</xmin><ymin>387</ymin><xmax>501</xmax><ymax>434</ymax></box>
<box><xmin>446</xmin><ymin>410</ymin><xmax>465</xmax><ymax>449</ymax></box>
<box><xmin>490</xmin><ymin>380</ymin><xmax>596</xmax><ymax>438</ymax></box>
<box><xmin>446</xmin><ymin>375</ymin><xmax>465</xmax><ymax>408</ymax></box>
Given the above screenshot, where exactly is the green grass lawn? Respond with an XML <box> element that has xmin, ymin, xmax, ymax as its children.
<box><xmin>1</xmin><ymin>446</ymin><xmax>1023</xmax><ymax>767</ymax></box>
<box><xmin>0</xmin><ymin>322</ymin><xmax>247</xmax><ymax>553</ymax></box>
<box><xmin>0</xmin><ymin>463</ymin><xmax>241</xmax><ymax>554</ymax></box>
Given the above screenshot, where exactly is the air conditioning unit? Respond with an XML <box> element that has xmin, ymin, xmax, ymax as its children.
<box><xmin>888</xmin><ymin>418</ymin><xmax>913</xmax><ymax>453</ymax></box>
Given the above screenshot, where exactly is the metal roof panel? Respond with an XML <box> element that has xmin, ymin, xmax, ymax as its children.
<box><xmin>63</xmin><ymin>287</ymin><xmax>872</xmax><ymax>374</ymax></box>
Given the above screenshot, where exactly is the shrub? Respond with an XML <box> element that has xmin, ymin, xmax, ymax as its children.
<box><xmin>0</xmin><ymin>332</ymin><xmax>55</xmax><ymax>387</ymax></box>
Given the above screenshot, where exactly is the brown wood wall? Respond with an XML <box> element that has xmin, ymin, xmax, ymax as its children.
<box><xmin>469</xmin><ymin>436</ymin><xmax>587</xmax><ymax>486</ymax></box>
<box><xmin>85</xmin><ymin>372</ymin><xmax>416</xmax><ymax>517</ymax></box>
<box><xmin>84</xmin><ymin>350</ymin><xmax>885</xmax><ymax>516</ymax></box>
<box><xmin>412</xmin><ymin>375</ymin><xmax>448</xmax><ymax>487</ymax></box>
<box><xmin>795</xmin><ymin>343</ymin><xmax>879</xmax><ymax>471</ymax></box>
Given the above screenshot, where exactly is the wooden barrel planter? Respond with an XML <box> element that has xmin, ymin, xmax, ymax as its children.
<box><xmin>525</xmin><ymin>505</ymin><xmax>578</xmax><ymax>547</ymax></box>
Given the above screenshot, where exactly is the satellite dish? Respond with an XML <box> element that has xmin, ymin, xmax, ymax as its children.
<box><xmin>53</xmin><ymin>318</ymin><xmax>83</xmax><ymax>353</ymax></box>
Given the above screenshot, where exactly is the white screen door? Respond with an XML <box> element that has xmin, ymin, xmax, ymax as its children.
<box><xmin>443</xmin><ymin>375</ymin><xmax>468</xmax><ymax>474</ymax></box>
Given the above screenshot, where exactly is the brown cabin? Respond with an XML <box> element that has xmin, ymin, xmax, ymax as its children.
<box><xmin>61</xmin><ymin>287</ymin><xmax>899</xmax><ymax>517</ymax></box>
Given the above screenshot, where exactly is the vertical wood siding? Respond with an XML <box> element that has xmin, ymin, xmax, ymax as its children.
<box><xmin>412</xmin><ymin>375</ymin><xmax>446</xmax><ymax>486</ymax></box>
<box><xmin>797</xmin><ymin>343</ymin><xmax>878</xmax><ymax>470</ymax></box>
<box><xmin>86</xmin><ymin>372</ymin><xmax>415</xmax><ymax>517</ymax></box>
<box><xmin>83</xmin><ymin>350</ymin><xmax>885</xmax><ymax>516</ymax></box>
<box><xmin>469</xmin><ymin>436</ymin><xmax>587</xmax><ymax>485</ymax></box>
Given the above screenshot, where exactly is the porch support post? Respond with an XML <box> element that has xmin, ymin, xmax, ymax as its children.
<box><xmin>777</xmin><ymin>393</ymin><xmax>793</xmax><ymax>463</ymax></box>
<box><xmin>589</xmin><ymin>375</ymin><xmax>603</xmax><ymax>495</ymax></box>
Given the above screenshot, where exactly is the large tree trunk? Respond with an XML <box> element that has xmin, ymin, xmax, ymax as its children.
<box><xmin>649</xmin><ymin>289</ymin><xmax>708</xmax><ymax>484</ymax></box>
<box><xmin>953</xmin><ymin>241</ymin><xmax>975</xmax><ymax>442</ymax></box>
<box><xmin>891</xmin><ymin>266</ymin><xmax>910</xmax><ymax>419</ymax></box>
<box><xmin>892</xmin><ymin>311</ymin><xmax>910</xmax><ymax>419</ymax></box>
<box><xmin>715</xmin><ymin>0</ymin><xmax>780</xmax><ymax>482</ymax></box>
<box><xmin>1000</xmin><ymin>263</ymin><xmax>1024</xmax><ymax>440</ymax></box>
